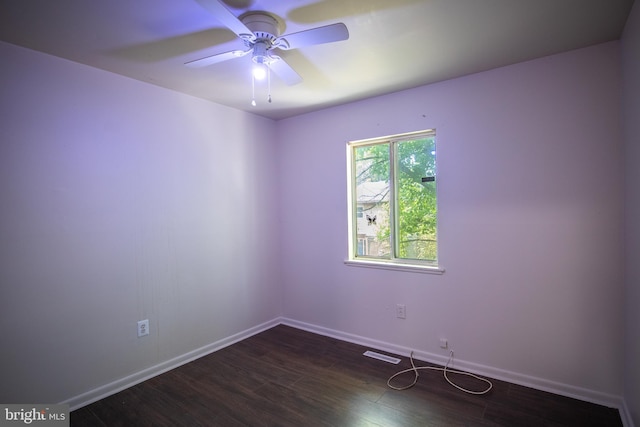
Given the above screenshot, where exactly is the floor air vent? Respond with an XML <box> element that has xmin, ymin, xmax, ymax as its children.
<box><xmin>363</xmin><ymin>350</ymin><xmax>401</xmax><ymax>364</ymax></box>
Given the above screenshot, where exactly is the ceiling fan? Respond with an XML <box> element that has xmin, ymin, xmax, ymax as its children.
<box><xmin>186</xmin><ymin>0</ymin><xmax>350</xmax><ymax>90</ymax></box>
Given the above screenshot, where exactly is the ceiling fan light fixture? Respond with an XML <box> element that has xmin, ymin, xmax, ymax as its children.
<box><xmin>251</xmin><ymin>39</ymin><xmax>271</xmax><ymax>81</ymax></box>
<box><xmin>252</xmin><ymin>63</ymin><xmax>267</xmax><ymax>80</ymax></box>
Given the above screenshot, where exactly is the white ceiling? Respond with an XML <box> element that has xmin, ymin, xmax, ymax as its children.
<box><xmin>0</xmin><ymin>0</ymin><xmax>634</xmax><ymax>120</ymax></box>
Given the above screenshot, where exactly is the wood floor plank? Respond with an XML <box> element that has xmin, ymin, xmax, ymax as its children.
<box><xmin>70</xmin><ymin>325</ymin><xmax>622</xmax><ymax>426</ymax></box>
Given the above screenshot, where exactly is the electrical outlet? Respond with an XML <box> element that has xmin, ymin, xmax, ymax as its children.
<box><xmin>396</xmin><ymin>304</ymin><xmax>406</xmax><ymax>319</ymax></box>
<box><xmin>137</xmin><ymin>319</ymin><xmax>149</xmax><ymax>337</ymax></box>
<box><xmin>439</xmin><ymin>338</ymin><xmax>448</xmax><ymax>349</ymax></box>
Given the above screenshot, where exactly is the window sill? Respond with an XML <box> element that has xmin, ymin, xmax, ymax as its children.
<box><xmin>344</xmin><ymin>259</ymin><xmax>445</xmax><ymax>275</ymax></box>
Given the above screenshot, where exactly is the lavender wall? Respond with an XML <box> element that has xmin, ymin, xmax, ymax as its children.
<box><xmin>622</xmin><ymin>0</ymin><xmax>640</xmax><ymax>424</ymax></box>
<box><xmin>277</xmin><ymin>42</ymin><xmax>624</xmax><ymax>400</ymax></box>
<box><xmin>0</xmin><ymin>41</ymin><xmax>281</xmax><ymax>405</ymax></box>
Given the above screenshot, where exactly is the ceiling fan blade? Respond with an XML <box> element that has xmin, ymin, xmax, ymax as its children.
<box><xmin>195</xmin><ymin>0</ymin><xmax>253</xmax><ymax>38</ymax></box>
<box><xmin>185</xmin><ymin>48</ymin><xmax>250</xmax><ymax>68</ymax></box>
<box><xmin>276</xmin><ymin>23</ymin><xmax>349</xmax><ymax>50</ymax></box>
<box><xmin>269</xmin><ymin>56</ymin><xmax>303</xmax><ymax>85</ymax></box>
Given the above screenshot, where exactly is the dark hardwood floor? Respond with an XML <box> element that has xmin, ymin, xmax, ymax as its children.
<box><xmin>71</xmin><ymin>325</ymin><xmax>622</xmax><ymax>426</ymax></box>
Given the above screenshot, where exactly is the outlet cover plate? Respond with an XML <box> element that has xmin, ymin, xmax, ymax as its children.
<box><xmin>137</xmin><ymin>319</ymin><xmax>149</xmax><ymax>337</ymax></box>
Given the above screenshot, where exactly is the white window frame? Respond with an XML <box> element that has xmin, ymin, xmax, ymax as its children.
<box><xmin>345</xmin><ymin>129</ymin><xmax>444</xmax><ymax>274</ymax></box>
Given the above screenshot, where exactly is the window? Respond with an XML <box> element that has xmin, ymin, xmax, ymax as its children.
<box><xmin>346</xmin><ymin>129</ymin><xmax>442</xmax><ymax>273</ymax></box>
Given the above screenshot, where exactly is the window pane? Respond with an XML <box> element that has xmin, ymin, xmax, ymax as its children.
<box><xmin>354</xmin><ymin>144</ymin><xmax>390</xmax><ymax>258</ymax></box>
<box><xmin>395</xmin><ymin>137</ymin><xmax>437</xmax><ymax>261</ymax></box>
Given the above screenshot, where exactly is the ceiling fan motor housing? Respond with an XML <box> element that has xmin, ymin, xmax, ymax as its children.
<box><xmin>241</xmin><ymin>12</ymin><xmax>281</xmax><ymax>41</ymax></box>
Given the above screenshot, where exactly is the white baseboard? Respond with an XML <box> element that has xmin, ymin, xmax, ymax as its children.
<box><xmin>620</xmin><ymin>400</ymin><xmax>635</xmax><ymax>427</ymax></box>
<box><xmin>280</xmin><ymin>318</ymin><xmax>627</xmax><ymax>414</ymax></box>
<box><xmin>62</xmin><ymin>318</ymin><xmax>280</xmax><ymax>411</ymax></box>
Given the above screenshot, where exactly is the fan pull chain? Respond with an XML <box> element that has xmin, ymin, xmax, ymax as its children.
<box><xmin>251</xmin><ymin>72</ymin><xmax>257</xmax><ymax>106</ymax></box>
<box><xmin>267</xmin><ymin>64</ymin><xmax>272</xmax><ymax>103</ymax></box>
